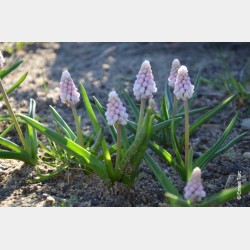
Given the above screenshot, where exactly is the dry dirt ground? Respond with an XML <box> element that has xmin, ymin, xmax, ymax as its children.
<box><xmin>0</xmin><ymin>42</ymin><xmax>250</xmax><ymax>207</ymax></box>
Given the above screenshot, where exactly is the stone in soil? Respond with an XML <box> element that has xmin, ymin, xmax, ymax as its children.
<box><xmin>241</xmin><ymin>118</ymin><xmax>250</xmax><ymax>129</ymax></box>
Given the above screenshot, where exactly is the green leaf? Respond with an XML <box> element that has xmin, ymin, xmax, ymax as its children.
<box><xmin>0</xmin><ymin>123</ymin><xmax>15</xmax><ymax>137</ymax></box>
<box><xmin>49</xmin><ymin>105</ymin><xmax>76</xmax><ymax>141</ymax></box>
<box><xmin>27</xmin><ymin>165</ymin><xmax>69</xmax><ymax>183</ymax></box>
<box><xmin>165</xmin><ymin>193</ymin><xmax>190</xmax><ymax>207</ymax></box>
<box><xmin>148</xmin><ymin>141</ymin><xmax>183</xmax><ymax>176</ymax></box>
<box><xmin>0</xmin><ymin>114</ymin><xmax>11</xmax><ymax>121</ymax></box>
<box><xmin>200</xmin><ymin>76</ymin><xmax>223</xmax><ymax>89</ymax></box>
<box><xmin>25</xmin><ymin>98</ymin><xmax>38</xmax><ymax>165</ymax></box>
<box><xmin>83</xmin><ymin>132</ymin><xmax>96</xmax><ymax>148</ymax></box>
<box><xmin>119</xmin><ymin>109</ymin><xmax>154</xmax><ymax>186</ymax></box>
<box><xmin>0</xmin><ymin>137</ymin><xmax>26</xmax><ymax>153</ymax></box>
<box><xmin>80</xmin><ymin>84</ymin><xmax>114</xmax><ymax>179</ymax></box>
<box><xmin>165</xmin><ymin>82</ymin><xmax>173</xmax><ymax>114</ymax></box>
<box><xmin>121</xmin><ymin>89</ymin><xmax>139</xmax><ymax>119</ymax></box>
<box><xmin>90</xmin><ymin>127</ymin><xmax>104</xmax><ymax>155</ymax></box>
<box><xmin>199</xmin><ymin>182</ymin><xmax>250</xmax><ymax>207</ymax></box>
<box><xmin>180</xmin><ymin>94</ymin><xmax>238</xmax><ymax>146</ymax></box>
<box><xmin>0</xmin><ymin>60</ymin><xmax>23</xmax><ymax>79</ymax></box>
<box><xmin>19</xmin><ymin>114</ymin><xmax>109</xmax><ymax>179</ymax></box>
<box><xmin>176</xmin><ymin>106</ymin><xmax>210</xmax><ymax>117</ymax></box>
<box><xmin>194</xmin><ymin>112</ymin><xmax>239</xmax><ymax>169</ymax></box>
<box><xmin>0</xmin><ymin>150</ymin><xmax>34</xmax><ymax>165</ymax></box>
<box><xmin>144</xmin><ymin>152</ymin><xmax>181</xmax><ymax>197</ymax></box>
<box><xmin>93</xmin><ymin>96</ymin><xmax>117</xmax><ymax>143</ymax></box>
<box><xmin>152</xmin><ymin>117</ymin><xmax>182</xmax><ymax>132</ymax></box>
<box><xmin>121</xmin><ymin>125</ymin><xmax>129</xmax><ymax>152</ymax></box>
<box><xmin>0</xmin><ymin>72</ymin><xmax>28</xmax><ymax>101</ymax></box>
<box><xmin>213</xmin><ymin>132</ymin><xmax>246</xmax><ymax>158</ymax></box>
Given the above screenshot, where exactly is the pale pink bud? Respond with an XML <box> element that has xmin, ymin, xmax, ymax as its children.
<box><xmin>0</xmin><ymin>50</ymin><xmax>5</xmax><ymax>68</ymax></box>
<box><xmin>148</xmin><ymin>98</ymin><xmax>158</xmax><ymax>112</ymax></box>
<box><xmin>59</xmin><ymin>70</ymin><xmax>80</xmax><ymax>106</ymax></box>
<box><xmin>168</xmin><ymin>59</ymin><xmax>181</xmax><ymax>88</ymax></box>
<box><xmin>173</xmin><ymin>66</ymin><xmax>194</xmax><ymax>101</ymax></box>
<box><xmin>184</xmin><ymin>167</ymin><xmax>206</xmax><ymax>203</ymax></box>
<box><xmin>105</xmin><ymin>91</ymin><xmax>128</xmax><ymax>126</ymax></box>
<box><xmin>133</xmin><ymin>60</ymin><xmax>157</xmax><ymax>100</ymax></box>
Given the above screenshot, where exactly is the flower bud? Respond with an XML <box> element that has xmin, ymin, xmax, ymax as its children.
<box><xmin>105</xmin><ymin>90</ymin><xmax>128</xmax><ymax>126</ymax></box>
<box><xmin>133</xmin><ymin>60</ymin><xmax>157</xmax><ymax>100</ymax></box>
<box><xmin>173</xmin><ymin>65</ymin><xmax>194</xmax><ymax>101</ymax></box>
<box><xmin>168</xmin><ymin>58</ymin><xmax>181</xmax><ymax>88</ymax></box>
<box><xmin>59</xmin><ymin>70</ymin><xmax>80</xmax><ymax>106</ymax></box>
<box><xmin>184</xmin><ymin>167</ymin><xmax>206</xmax><ymax>203</ymax></box>
<box><xmin>148</xmin><ymin>98</ymin><xmax>158</xmax><ymax>112</ymax></box>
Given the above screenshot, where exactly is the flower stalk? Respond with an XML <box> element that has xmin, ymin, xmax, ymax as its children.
<box><xmin>173</xmin><ymin>65</ymin><xmax>194</xmax><ymax>168</ymax></box>
<box><xmin>137</xmin><ymin>98</ymin><xmax>146</xmax><ymax>134</ymax></box>
<box><xmin>71</xmin><ymin>104</ymin><xmax>83</xmax><ymax>146</ymax></box>
<box><xmin>172</xmin><ymin>95</ymin><xmax>178</xmax><ymax>118</ymax></box>
<box><xmin>184</xmin><ymin>100</ymin><xmax>190</xmax><ymax>168</ymax></box>
<box><xmin>0</xmin><ymin>79</ymin><xmax>27</xmax><ymax>150</ymax></box>
<box><xmin>115</xmin><ymin>123</ymin><xmax>121</xmax><ymax>171</ymax></box>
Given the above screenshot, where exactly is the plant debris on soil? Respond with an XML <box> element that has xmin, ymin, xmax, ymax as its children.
<box><xmin>0</xmin><ymin>42</ymin><xmax>250</xmax><ymax>207</ymax></box>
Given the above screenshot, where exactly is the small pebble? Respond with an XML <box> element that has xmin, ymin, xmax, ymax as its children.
<box><xmin>241</xmin><ymin>118</ymin><xmax>250</xmax><ymax>130</ymax></box>
<box><xmin>59</xmin><ymin>182</ymin><xmax>65</xmax><ymax>189</ymax></box>
<box><xmin>243</xmin><ymin>152</ymin><xmax>250</xmax><ymax>159</ymax></box>
<box><xmin>46</xmin><ymin>196</ymin><xmax>55</xmax><ymax>204</ymax></box>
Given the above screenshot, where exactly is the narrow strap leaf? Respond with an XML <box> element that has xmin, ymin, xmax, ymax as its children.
<box><xmin>199</xmin><ymin>182</ymin><xmax>250</xmax><ymax>207</ymax></box>
<box><xmin>80</xmin><ymin>84</ymin><xmax>114</xmax><ymax>179</ymax></box>
<box><xmin>144</xmin><ymin>152</ymin><xmax>181</xmax><ymax>197</ymax></box>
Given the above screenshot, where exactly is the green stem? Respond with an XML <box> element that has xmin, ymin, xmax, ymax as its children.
<box><xmin>136</xmin><ymin>99</ymin><xmax>146</xmax><ymax>138</ymax></box>
<box><xmin>0</xmin><ymin>79</ymin><xmax>27</xmax><ymax>150</ymax></box>
<box><xmin>184</xmin><ymin>100</ymin><xmax>190</xmax><ymax>168</ymax></box>
<box><xmin>172</xmin><ymin>95</ymin><xmax>178</xmax><ymax>118</ymax></box>
<box><xmin>115</xmin><ymin>123</ymin><xmax>121</xmax><ymax>173</ymax></box>
<box><xmin>71</xmin><ymin>105</ymin><xmax>83</xmax><ymax>146</ymax></box>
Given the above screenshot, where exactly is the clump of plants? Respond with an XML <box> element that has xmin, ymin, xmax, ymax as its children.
<box><xmin>0</xmin><ymin>50</ymin><xmax>249</xmax><ymax>207</ymax></box>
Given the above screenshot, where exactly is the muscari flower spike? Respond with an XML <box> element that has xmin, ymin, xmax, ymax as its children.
<box><xmin>133</xmin><ymin>60</ymin><xmax>157</xmax><ymax>100</ymax></box>
<box><xmin>59</xmin><ymin>70</ymin><xmax>80</xmax><ymax>106</ymax></box>
<box><xmin>105</xmin><ymin>90</ymin><xmax>128</xmax><ymax>126</ymax></box>
<box><xmin>173</xmin><ymin>65</ymin><xmax>194</xmax><ymax>101</ymax></box>
<box><xmin>184</xmin><ymin>167</ymin><xmax>206</xmax><ymax>203</ymax></box>
<box><xmin>0</xmin><ymin>50</ymin><xmax>5</xmax><ymax>67</ymax></box>
<box><xmin>168</xmin><ymin>58</ymin><xmax>181</xmax><ymax>88</ymax></box>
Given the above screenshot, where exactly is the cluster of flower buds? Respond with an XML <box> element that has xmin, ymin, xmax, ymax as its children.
<box><xmin>0</xmin><ymin>50</ymin><xmax>5</xmax><ymax>68</ymax></box>
<box><xmin>133</xmin><ymin>60</ymin><xmax>157</xmax><ymax>100</ymax></box>
<box><xmin>59</xmin><ymin>70</ymin><xmax>80</xmax><ymax>106</ymax></box>
<box><xmin>105</xmin><ymin>91</ymin><xmax>128</xmax><ymax>126</ymax></box>
<box><xmin>173</xmin><ymin>65</ymin><xmax>194</xmax><ymax>101</ymax></box>
<box><xmin>168</xmin><ymin>59</ymin><xmax>181</xmax><ymax>88</ymax></box>
<box><xmin>184</xmin><ymin>167</ymin><xmax>206</xmax><ymax>203</ymax></box>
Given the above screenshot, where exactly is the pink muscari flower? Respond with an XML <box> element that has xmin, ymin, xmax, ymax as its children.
<box><xmin>173</xmin><ymin>65</ymin><xmax>194</xmax><ymax>101</ymax></box>
<box><xmin>0</xmin><ymin>50</ymin><xmax>5</xmax><ymax>67</ymax></box>
<box><xmin>184</xmin><ymin>167</ymin><xmax>206</xmax><ymax>203</ymax></box>
<box><xmin>59</xmin><ymin>70</ymin><xmax>80</xmax><ymax>106</ymax></box>
<box><xmin>133</xmin><ymin>60</ymin><xmax>157</xmax><ymax>100</ymax></box>
<box><xmin>105</xmin><ymin>91</ymin><xmax>128</xmax><ymax>126</ymax></box>
<box><xmin>168</xmin><ymin>58</ymin><xmax>181</xmax><ymax>88</ymax></box>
